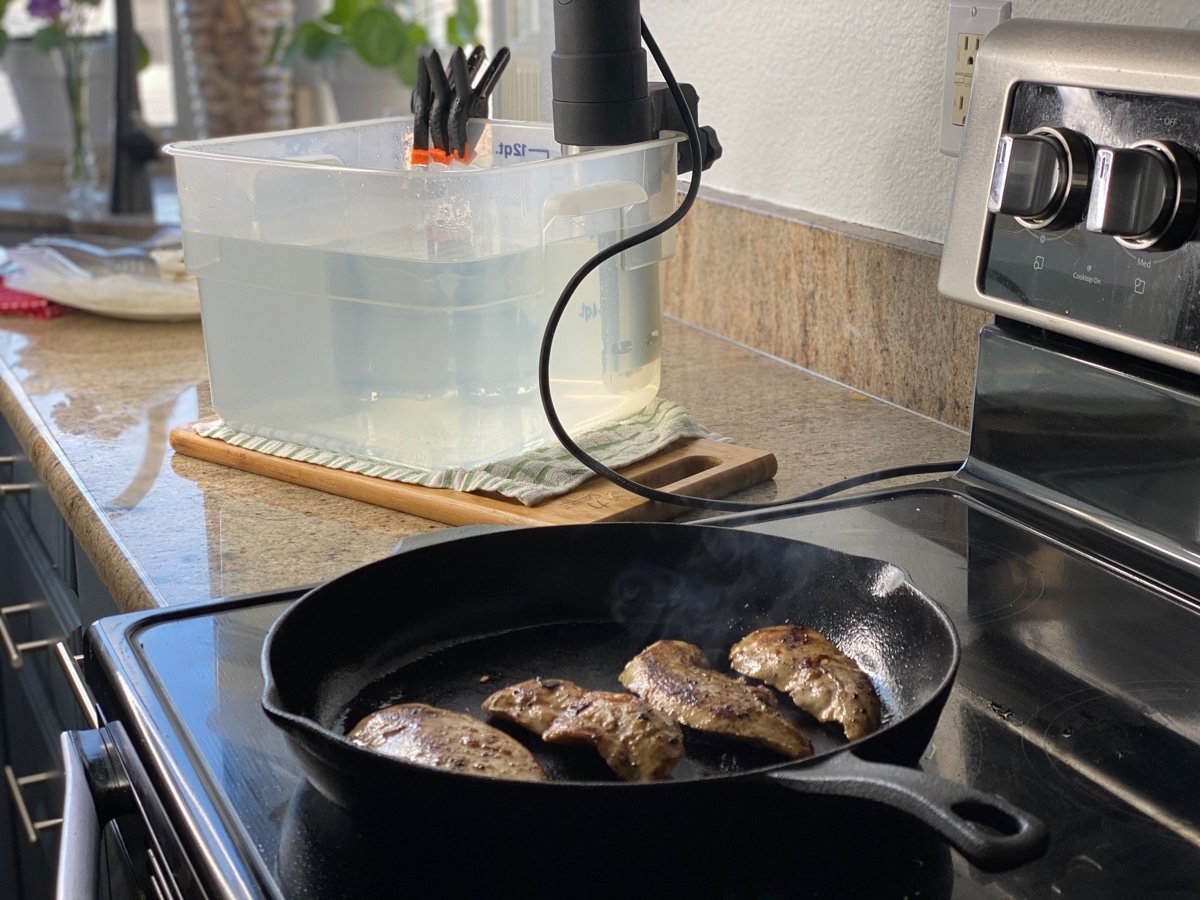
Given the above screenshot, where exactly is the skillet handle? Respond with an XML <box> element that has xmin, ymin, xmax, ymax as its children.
<box><xmin>764</xmin><ymin>752</ymin><xmax>1048</xmax><ymax>871</ymax></box>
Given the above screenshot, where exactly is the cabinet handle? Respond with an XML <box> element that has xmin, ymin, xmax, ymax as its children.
<box><xmin>4</xmin><ymin>765</ymin><xmax>63</xmax><ymax>843</ymax></box>
<box><xmin>0</xmin><ymin>603</ymin><xmax>57</xmax><ymax>669</ymax></box>
<box><xmin>0</xmin><ymin>482</ymin><xmax>33</xmax><ymax>504</ymax></box>
<box><xmin>54</xmin><ymin>642</ymin><xmax>100</xmax><ymax>730</ymax></box>
<box><xmin>0</xmin><ymin>453</ymin><xmax>34</xmax><ymax>506</ymax></box>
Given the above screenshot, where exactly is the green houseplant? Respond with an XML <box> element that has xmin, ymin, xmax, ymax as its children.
<box><xmin>275</xmin><ymin>0</ymin><xmax>478</xmax><ymax>89</ymax></box>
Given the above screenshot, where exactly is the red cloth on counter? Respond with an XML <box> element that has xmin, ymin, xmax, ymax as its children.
<box><xmin>0</xmin><ymin>277</ymin><xmax>74</xmax><ymax>318</ymax></box>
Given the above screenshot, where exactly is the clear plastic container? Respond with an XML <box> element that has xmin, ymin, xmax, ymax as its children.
<box><xmin>166</xmin><ymin>117</ymin><xmax>681</xmax><ymax>470</ymax></box>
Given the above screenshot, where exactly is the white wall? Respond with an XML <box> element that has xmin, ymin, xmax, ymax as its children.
<box><xmin>642</xmin><ymin>0</ymin><xmax>1200</xmax><ymax>243</ymax></box>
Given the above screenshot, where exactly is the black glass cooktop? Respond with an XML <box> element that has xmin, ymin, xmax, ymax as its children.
<box><xmin>86</xmin><ymin>486</ymin><xmax>1200</xmax><ymax>899</ymax></box>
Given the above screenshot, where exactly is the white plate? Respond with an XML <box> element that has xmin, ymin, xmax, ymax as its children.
<box><xmin>48</xmin><ymin>290</ymin><xmax>201</xmax><ymax>322</ymax></box>
<box><xmin>4</xmin><ymin>245</ymin><xmax>200</xmax><ymax>322</ymax></box>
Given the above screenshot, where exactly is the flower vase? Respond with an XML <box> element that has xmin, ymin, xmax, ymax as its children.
<box><xmin>55</xmin><ymin>36</ymin><xmax>104</xmax><ymax>216</ymax></box>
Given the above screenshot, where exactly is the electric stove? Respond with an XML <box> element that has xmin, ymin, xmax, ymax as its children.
<box><xmin>55</xmin><ymin>18</ymin><xmax>1200</xmax><ymax>899</ymax></box>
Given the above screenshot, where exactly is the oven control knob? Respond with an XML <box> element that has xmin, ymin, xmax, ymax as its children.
<box><xmin>1085</xmin><ymin>140</ymin><xmax>1200</xmax><ymax>251</ymax></box>
<box><xmin>988</xmin><ymin>126</ymin><xmax>1093</xmax><ymax>231</ymax></box>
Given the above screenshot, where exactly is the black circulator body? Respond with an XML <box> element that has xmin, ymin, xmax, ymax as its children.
<box><xmin>550</xmin><ymin>0</ymin><xmax>653</xmax><ymax>147</ymax></box>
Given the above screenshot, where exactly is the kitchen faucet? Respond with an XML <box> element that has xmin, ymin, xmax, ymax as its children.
<box><xmin>110</xmin><ymin>0</ymin><xmax>156</xmax><ymax>215</ymax></box>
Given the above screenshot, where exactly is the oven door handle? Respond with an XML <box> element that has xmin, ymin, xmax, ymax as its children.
<box><xmin>56</xmin><ymin>729</ymin><xmax>138</xmax><ymax>900</ymax></box>
<box><xmin>56</xmin><ymin>732</ymin><xmax>100</xmax><ymax>900</ymax></box>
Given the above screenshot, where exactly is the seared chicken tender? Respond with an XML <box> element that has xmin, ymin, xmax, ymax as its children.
<box><xmin>729</xmin><ymin>625</ymin><xmax>882</xmax><ymax>742</ymax></box>
<box><xmin>481</xmin><ymin>677</ymin><xmax>588</xmax><ymax>732</ymax></box>
<box><xmin>542</xmin><ymin>691</ymin><xmax>684</xmax><ymax>782</ymax></box>
<box><xmin>619</xmin><ymin>640</ymin><xmax>813</xmax><ymax>758</ymax></box>
<box><xmin>347</xmin><ymin>703</ymin><xmax>547</xmax><ymax>782</ymax></box>
<box><xmin>484</xmin><ymin>678</ymin><xmax>684</xmax><ymax>781</ymax></box>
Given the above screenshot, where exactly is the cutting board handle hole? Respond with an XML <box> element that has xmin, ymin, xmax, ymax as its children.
<box><xmin>636</xmin><ymin>455</ymin><xmax>723</xmax><ymax>489</ymax></box>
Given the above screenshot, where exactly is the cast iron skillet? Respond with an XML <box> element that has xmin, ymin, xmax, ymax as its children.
<box><xmin>262</xmin><ymin>522</ymin><xmax>1048</xmax><ymax>871</ymax></box>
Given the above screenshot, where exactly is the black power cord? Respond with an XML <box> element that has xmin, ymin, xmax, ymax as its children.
<box><xmin>537</xmin><ymin>16</ymin><xmax>963</xmax><ymax>512</ymax></box>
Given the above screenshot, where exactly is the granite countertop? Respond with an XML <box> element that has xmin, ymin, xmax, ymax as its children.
<box><xmin>0</xmin><ymin>311</ymin><xmax>968</xmax><ymax>613</ymax></box>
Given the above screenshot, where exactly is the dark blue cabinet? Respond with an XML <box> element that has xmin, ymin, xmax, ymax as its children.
<box><xmin>1</xmin><ymin>418</ymin><xmax>116</xmax><ymax>899</ymax></box>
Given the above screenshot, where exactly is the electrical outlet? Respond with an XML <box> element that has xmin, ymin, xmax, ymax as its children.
<box><xmin>951</xmin><ymin>34</ymin><xmax>981</xmax><ymax>126</ymax></box>
<box><xmin>940</xmin><ymin>0</ymin><xmax>1010</xmax><ymax>156</ymax></box>
<box><xmin>951</xmin><ymin>77</ymin><xmax>970</xmax><ymax>126</ymax></box>
<box><xmin>956</xmin><ymin>32</ymin><xmax>983</xmax><ymax>77</ymax></box>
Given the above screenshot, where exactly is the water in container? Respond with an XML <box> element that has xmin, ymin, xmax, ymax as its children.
<box><xmin>167</xmin><ymin>118</ymin><xmax>680</xmax><ymax>471</ymax></box>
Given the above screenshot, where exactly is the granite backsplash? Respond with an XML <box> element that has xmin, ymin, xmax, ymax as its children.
<box><xmin>661</xmin><ymin>191</ymin><xmax>990</xmax><ymax>430</ymax></box>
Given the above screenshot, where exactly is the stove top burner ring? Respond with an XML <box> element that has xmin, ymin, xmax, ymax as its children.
<box><xmin>1023</xmin><ymin>680</ymin><xmax>1200</xmax><ymax>845</ymax></box>
<box><xmin>961</xmin><ymin>534</ymin><xmax>1047</xmax><ymax>625</ymax></box>
<box><xmin>880</xmin><ymin>524</ymin><xmax>1046</xmax><ymax>625</ymax></box>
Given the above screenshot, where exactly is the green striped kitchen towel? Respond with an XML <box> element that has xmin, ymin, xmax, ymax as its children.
<box><xmin>192</xmin><ymin>398</ymin><xmax>726</xmax><ymax>506</ymax></box>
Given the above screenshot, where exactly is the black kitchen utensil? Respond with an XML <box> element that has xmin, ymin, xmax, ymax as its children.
<box><xmin>263</xmin><ymin>522</ymin><xmax>1047</xmax><ymax>872</ymax></box>
<box><xmin>410</xmin><ymin>51</ymin><xmax>432</xmax><ymax>165</ymax></box>
<box><xmin>446</xmin><ymin>46</ymin><xmax>473</xmax><ymax>160</ymax></box>
<box><xmin>424</xmin><ymin>48</ymin><xmax>451</xmax><ymax>162</ymax></box>
<box><xmin>468</xmin><ymin>46</ymin><xmax>510</xmax><ymax>119</ymax></box>
<box><xmin>413</xmin><ymin>44</ymin><xmax>509</xmax><ymax>164</ymax></box>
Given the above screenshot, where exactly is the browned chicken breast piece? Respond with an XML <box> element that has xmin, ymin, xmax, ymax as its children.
<box><xmin>618</xmin><ymin>640</ymin><xmax>813</xmax><ymax>758</ymax></box>
<box><xmin>542</xmin><ymin>691</ymin><xmax>684</xmax><ymax>782</ymax></box>
<box><xmin>481</xmin><ymin>677</ymin><xmax>588</xmax><ymax>732</ymax></box>
<box><xmin>483</xmin><ymin>678</ymin><xmax>684</xmax><ymax>781</ymax></box>
<box><xmin>728</xmin><ymin>625</ymin><xmax>883</xmax><ymax>742</ymax></box>
<box><xmin>347</xmin><ymin>703</ymin><xmax>547</xmax><ymax>782</ymax></box>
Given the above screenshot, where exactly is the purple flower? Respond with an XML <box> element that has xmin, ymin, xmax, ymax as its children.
<box><xmin>28</xmin><ymin>0</ymin><xmax>64</xmax><ymax>20</ymax></box>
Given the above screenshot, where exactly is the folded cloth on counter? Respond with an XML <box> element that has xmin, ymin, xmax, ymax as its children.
<box><xmin>0</xmin><ymin>277</ymin><xmax>75</xmax><ymax>318</ymax></box>
<box><xmin>192</xmin><ymin>398</ymin><xmax>727</xmax><ymax>506</ymax></box>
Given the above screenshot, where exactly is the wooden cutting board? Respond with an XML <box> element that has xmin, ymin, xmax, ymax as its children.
<box><xmin>169</xmin><ymin>424</ymin><xmax>777</xmax><ymax>526</ymax></box>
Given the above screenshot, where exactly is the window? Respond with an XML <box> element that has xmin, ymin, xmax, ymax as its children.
<box><xmin>0</xmin><ymin>0</ymin><xmax>175</xmax><ymax>141</ymax></box>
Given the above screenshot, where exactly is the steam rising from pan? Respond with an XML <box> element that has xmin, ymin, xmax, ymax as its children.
<box><xmin>606</xmin><ymin>527</ymin><xmax>856</xmax><ymax>661</ymax></box>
